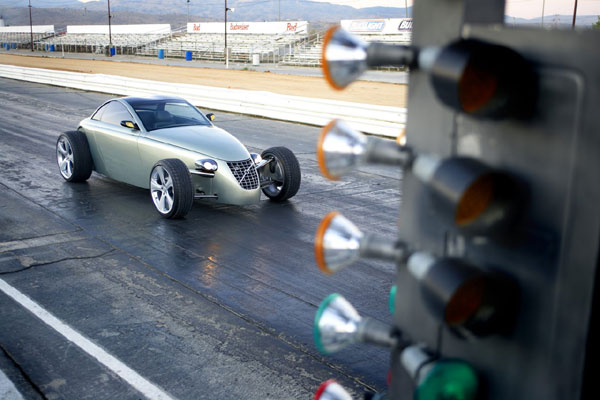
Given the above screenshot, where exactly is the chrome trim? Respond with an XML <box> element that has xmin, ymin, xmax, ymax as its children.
<box><xmin>194</xmin><ymin>194</ymin><xmax>219</xmax><ymax>199</ymax></box>
<box><xmin>190</xmin><ymin>169</ymin><xmax>215</xmax><ymax>178</ymax></box>
<box><xmin>255</xmin><ymin>157</ymin><xmax>273</xmax><ymax>169</ymax></box>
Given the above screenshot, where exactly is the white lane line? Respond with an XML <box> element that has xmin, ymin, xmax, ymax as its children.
<box><xmin>0</xmin><ymin>232</ymin><xmax>85</xmax><ymax>253</ymax></box>
<box><xmin>0</xmin><ymin>278</ymin><xmax>176</xmax><ymax>400</ymax></box>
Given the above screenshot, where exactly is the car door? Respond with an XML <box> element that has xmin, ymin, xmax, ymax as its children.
<box><xmin>86</xmin><ymin>100</ymin><xmax>146</xmax><ymax>187</ymax></box>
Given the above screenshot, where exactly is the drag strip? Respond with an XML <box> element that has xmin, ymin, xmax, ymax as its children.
<box><xmin>0</xmin><ymin>78</ymin><xmax>403</xmax><ymax>399</ymax></box>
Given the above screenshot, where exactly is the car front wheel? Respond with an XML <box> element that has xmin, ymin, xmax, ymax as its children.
<box><xmin>150</xmin><ymin>159</ymin><xmax>194</xmax><ymax>219</ymax></box>
<box><xmin>56</xmin><ymin>131</ymin><xmax>93</xmax><ymax>182</ymax></box>
<box><xmin>260</xmin><ymin>146</ymin><xmax>301</xmax><ymax>202</ymax></box>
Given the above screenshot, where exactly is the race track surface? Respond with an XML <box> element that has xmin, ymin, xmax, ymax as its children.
<box><xmin>0</xmin><ymin>78</ymin><xmax>403</xmax><ymax>399</ymax></box>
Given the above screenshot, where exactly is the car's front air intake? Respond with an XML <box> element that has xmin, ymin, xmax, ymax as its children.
<box><xmin>227</xmin><ymin>159</ymin><xmax>259</xmax><ymax>190</ymax></box>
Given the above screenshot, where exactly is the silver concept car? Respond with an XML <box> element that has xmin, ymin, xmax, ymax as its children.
<box><xmin>56</xmin><ymin>95</ymin><xmax>301</xmax><ymax>218</ymax></box>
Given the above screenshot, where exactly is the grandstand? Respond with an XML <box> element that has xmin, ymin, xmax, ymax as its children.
<box><xmin>1</xmin><ymin>19</ymin><xmax>412</xmax><ymax>68</ymax></box>
<box><xmin>38</xmin><ymin>24</ymin><xmax>171</xmax><ymax>55</ymax></box>
<box><xmin>136</xmin><ymin>21</ymin><xmax>310</xmax><ymax>63</ymax></box>
<box><xmin>0</xmin><ymin>25</ymin><xmax>55</xmax><ymax>49</ymax></box>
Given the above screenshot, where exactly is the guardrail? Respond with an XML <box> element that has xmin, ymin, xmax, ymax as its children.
<box><xmin>0</xmin><ymin>64</ymin><xmax>405</xmax><ymax>137</ymax></box>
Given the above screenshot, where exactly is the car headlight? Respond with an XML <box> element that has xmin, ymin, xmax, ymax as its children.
<box><xmin>195</xmin><ymin>159</ymin><xmax>218</xmax><ymax>172</ymax></box>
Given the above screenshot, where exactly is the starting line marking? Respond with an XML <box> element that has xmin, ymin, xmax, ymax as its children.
<box><xmin>0</xmin><ymin>278</ymin><xmax>176</xmax><ymax>400</ymax></box>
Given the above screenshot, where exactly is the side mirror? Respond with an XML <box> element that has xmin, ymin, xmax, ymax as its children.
<box><xmin>206</xmin><ymin>113</ymin><xmax>215</xmax><ymax>121</ymax></box>
<box><xmin>120</xmin><ymin>120</ymin><xmax>139</xmax><ymax>130</ymax></box>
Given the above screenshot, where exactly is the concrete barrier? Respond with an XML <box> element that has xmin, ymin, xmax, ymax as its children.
<box><xmin>0</xmin><ymin>64</ymin><xmax>405</xmax><ymax>137</ymax></box>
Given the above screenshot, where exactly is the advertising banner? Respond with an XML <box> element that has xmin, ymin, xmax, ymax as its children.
<box><xmin>0</xmin><ymin>25</ymin><xmax>55</xmax><ymax>33</ymax></box>
<box><xmin>187</xmin><ymin>21</ymin><xmax>308</xmax><ymax>35</ymax></box>
<box><xmin>340</xmin><ymin>18</ymin><xmax>412</xmax><ymax>34</ymax></box>
<box><xmin>67</xmin><ymin>24</ymin><xmax>171</xmax><ymax>35</ymax></box>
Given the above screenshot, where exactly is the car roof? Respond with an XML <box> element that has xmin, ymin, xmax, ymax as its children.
<box><xmin>119</xmin><ymin>95</ymin><xmax>185</xmax><ymax>104</ymax></box>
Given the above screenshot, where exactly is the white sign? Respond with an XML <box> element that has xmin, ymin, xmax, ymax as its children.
<box><xmin>0</xmin><ymin>25</ymin><xmax>55</xmax><ymax>33</ymax></box>
<box><xmin>341</xmin><ymin>18</ymin><xmax>412</xmax><ymax>34</ymax></box>
<box><xmin>187</xmin><ymin>21</ymin><xmax>308</xmax><ymax>35</ymax></box>
<box><xmin>67</xmin><ymin>24</ymin><xmax>171</xmax><ymax>35</ymax></box>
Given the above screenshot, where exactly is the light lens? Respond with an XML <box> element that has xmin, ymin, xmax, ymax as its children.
<box><xmin>317</xmin><ymin>120</ymin><xmax>367</xmax><ymax>181</ymax></box>
<box><xmin>196</xmin><ymin>159</ymin><xmax>218</xmax><ymax>172</ymax></box>
<box><xmin>444</xmin><ymin>276</ymin><xmax>486</xmax><ymax>326</ymax></box>
<box><xmin>455</xmin><ymin>174</ymin><xmax>494</xmax><ymax>226</ymax></box>
<box><xmin>314</xmin><ymin>293</ymin><xmax>361</xmax><ymax>355</ymax></box>
<box><xmin>388</xmin><ymin>285</ymin><xmax>397</xmax><ymax>315</ymax></box>
<box><xmin>322</xmin><ymin>26</ymin><xmax>368</xmax><ymax>90</ymax></box>
<box><xmin>415</xmin><ymin>360</ymin><xmax>478</xmax><ymax>400</ymax></box>
<box><xmin>314</xmin><ymin>379</ymin><xmax>353</xmax><ymax>400</ymax></box>
<box><xmin>315</xmin><ymin>212</ymin><xmax>364</xmax><ymax>275</ymax></box>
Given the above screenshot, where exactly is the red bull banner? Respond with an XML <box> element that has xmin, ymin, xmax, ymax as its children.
<box><xmin>187</xmin><ymin>21</ymin><xmax>308</xmax><ymax>35</ymax></box>
<box><xmin>340</xmin><ymin>18</ymin><xmax>412</xmax><ymax>34</ymax></box>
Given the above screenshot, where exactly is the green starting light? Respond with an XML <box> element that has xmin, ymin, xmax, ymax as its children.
<box><xmin>415</xmin><ymin>359</ymin><xmax>478</xmax><ymax>400</ymax></box>
<box><xmin>389</xmin><ymin>285</ymin><xmax>397</xmax><ymax>315</ymax></box>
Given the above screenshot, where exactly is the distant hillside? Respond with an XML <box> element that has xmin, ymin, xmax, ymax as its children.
<box><xmin>0</xmin><ymin>1</ymin><xmax>597</xmax><ymax>30</ymax></box>
<box><xmin>0</xmin><ymin>0</ymin><xmax>411</xmax><ymax>27</ymax></box>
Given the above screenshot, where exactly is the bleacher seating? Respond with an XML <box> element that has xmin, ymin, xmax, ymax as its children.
<box><xmin>39</xmin><ymin>33</ymin><xmax>169</xmax><ymax>54</ymax></box>
<box><xmin>138</xmin><ymin>33</ymin><xmax>307</xmax><ymax>63</ymax></box>
<box><xmin>0</xmin><ymin>32</ymin><xmax>52</xmax><ymax>47</ymax></box>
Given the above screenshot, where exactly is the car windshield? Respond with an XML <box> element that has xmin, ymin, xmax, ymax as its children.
<box><xmin>126</xmin><ymin>98</ymin><xmax>212</xmax><ymax>131</ymax></box>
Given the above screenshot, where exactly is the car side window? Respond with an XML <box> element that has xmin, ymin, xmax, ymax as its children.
<box><xmin>99</xmin><ymin>101</ymin><xmax>133</xmax><ymax>127</ymax></box>
<box><xmin>91</xmin><ymin>103</ymin><xmax>108</xmax><ymax>121</ymax></box>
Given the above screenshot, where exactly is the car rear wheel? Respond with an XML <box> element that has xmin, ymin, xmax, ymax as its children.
<box><xmin>150</xmin><ymin>159</ymin><xmax>194</xmax><ymax>219</ymax></box>
<box><xmin>260</xmin><ymin>146</ymin><xmax>301</xmax><ymax>202</ymax></box>
<box><xmin>56</xmin><ymin>131</ymin><xmax>93</xmax><ymax>182</ymax></box>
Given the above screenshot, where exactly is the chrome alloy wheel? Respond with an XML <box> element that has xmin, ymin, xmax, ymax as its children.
<box><xmin>57</xmin><ymin>136</ymin><xmax>74</xmax><ymax>179</ymax></box>
<box><xmin>261</xmin><ymin>156</ymin><xmax>285</xmax><ymax>197</ymax></box>
<box><xmin>150</xmin><ymin>166</ymin><xmax>175</xmax><ymax>214</ymax></box>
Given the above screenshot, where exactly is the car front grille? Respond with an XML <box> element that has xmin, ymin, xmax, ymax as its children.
<box><xmin>227</xmin><ymin>159</ymin><xmax>259</xmax><ymax>190</ymax></box>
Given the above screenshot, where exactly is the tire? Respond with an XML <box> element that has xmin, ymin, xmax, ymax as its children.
<box><xmin>56</xmin><ymin>131</ymin><xmax>93</xmax><ymax>182</ymax></box>
<box><xmin>260</xmin><ymin>146</ymin><xmax>301</xmax><ymax>202</ymax></box>
<box><xmin>149</xmin><ymin>159</ymin><xmax>194</xmax><ymax>219</ymax></box>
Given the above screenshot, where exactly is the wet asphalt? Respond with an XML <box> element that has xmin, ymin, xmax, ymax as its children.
<box><xmin>0</xmin><ymin>77</ymin><xmax>403</xmax><ymax>399</ymax></box>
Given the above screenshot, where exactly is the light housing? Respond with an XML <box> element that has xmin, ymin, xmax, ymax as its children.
<box><xmin>315</xmin><ymin>212</ymin><xmax>363</xmax><ymax>274</ymax></box>
<box><xmin>315</xmin><ymin>212</ymin><xmax>407</xmax><ymax>274</ymax></box>
<box><xmin>400</xmin><ymin>346</ymin><xmax>478</xmax><ymax>400</ymax></box>
<box><xmin>314</xmin><ymin>379</ymin><xmax>353</xmax><ymax>400</ymax></box>
<box><xmin>318</xmin><ymin>120</ymin><xmax>413</xmax><ymax>181</ymax></box>
<box><xmin>322</xmin><ymin>27</ymin><xmax>417</xmax><ymax>90</ymax></box>
<box><xmin>406</xmin><ymin>252</ymin><xmax>519</xmax><ymax>336</ymax></box>
<box><xmin>322</xmin><ymin>27</ymin><xmax>369</xmax><ymax>90</ymax></box>
<box><xmin>314</xmin><ymin>293</ymin><xmax>398</xmax><ymax>355</ymax></box>
<box><xmin>413</xmin><ymin>155</ymin><xmax>521</xmax><ymax>235</ymax></box>
<box><xmin>427</xmin><ymin>39</ymin><xmax>536</xmax><ymax>119</ymax></box>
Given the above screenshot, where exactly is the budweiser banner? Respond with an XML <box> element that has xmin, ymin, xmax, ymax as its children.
<box><xmin>340</xmin><ymin>18</ymin><xmax>412</xmax><ymax>34</ymax></box>
<box><xmin>67</xmin><ymin>24</ymin><xmax>171</xmax><ymax>35</ymax></box>
<box><xmin>187</xmin><ymin>21</ymin><xmax>308</xmax><ymax>35</ymax></box>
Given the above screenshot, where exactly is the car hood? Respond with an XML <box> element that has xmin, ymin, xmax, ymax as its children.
<box><xmin>145</xmin><ymin>125</ymin><xmax>250</xmax><ymax>161</ymax></box>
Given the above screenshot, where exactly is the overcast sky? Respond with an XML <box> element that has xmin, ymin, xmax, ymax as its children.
<box><xmin>294</xmin><ymin>0</ymin><xmax>599</xmax><ymax>19</ymax></box>
<box><xmin>74</xmin><ymin>0</ymin><xmax>600</xmax><ymax>19</ymax></box>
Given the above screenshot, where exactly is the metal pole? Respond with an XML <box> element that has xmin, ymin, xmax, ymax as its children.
<box><xmin>225</xmin><ymin>0</ymin><xmax>228</xmax><ymax>67</ymax></box>
<box><xmin>28</xmin><ymin>0</ymin><xmax>34</xmax><ymax>52</ymax></box>
<box><xmin>572</xmin><ymin>0</ymin><xmax>578</xmax><ymax>29</ymax></box>
<box><xmin>279</xmin><ymin>0</ymin><xmax>281</xmax><ymax>21</ymax></box>
<box><xmin>405</xmin><ymin>0</ymin><xmax>408</xmax><ymax>18</ymax></box>
<box><xmin>187</xmin><ymin>0</ymin><xmax>190</xmax><ymax>24</ymax></box>
<box><xmin>107</xmin><ymin>0</ymin><xmax>112</xmax><ymax>52</ymax></box>
<box><xmin>541</xmin><ymin>0</ymin><xmax>546</xmax><ymax>26</ymax></box>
